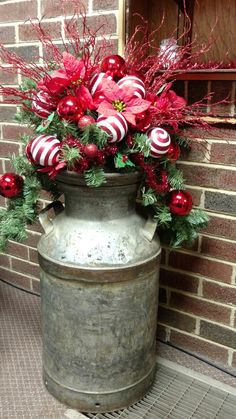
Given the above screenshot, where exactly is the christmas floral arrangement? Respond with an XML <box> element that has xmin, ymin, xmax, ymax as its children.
<box><xmin>0</xmin><ymin>5</ymin><xmax>210</xmax><ymax>250</ymax></box>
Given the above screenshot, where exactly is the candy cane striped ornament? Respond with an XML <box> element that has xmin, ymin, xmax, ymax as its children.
<box><xmin>147</xmin><ymin>127</ymin><xmax>171</xmax><ymax>158</ymax></box>
<box><xmin>31</xmin><ymin>91</ymin><xmax>56</xmax><ymax>118</ymax></box>
<box><xmin>89</xmin><ymin>72</ymin><xmax>111</xmax><ymax>96</ymax></box>
<box><xmin>29</xmin><ymin>135</ymin><xmax>61</xmax><ymax>166</ymax></box>
<box><xmin>117</xmin><ymin>75</ymin><xmax>145</xmax><ymax>99</ymax></box>
<box><xmin>97</xmin><ymin>113</ymin><xmax>128</xmax><ymax>143</ymax></box>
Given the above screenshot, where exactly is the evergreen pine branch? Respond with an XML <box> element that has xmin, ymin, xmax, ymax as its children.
<box><xmin>62</xmin><ymin>144</ymin><xmax>81</xmax><ymax>169</ymax></box>
<box><xmin>80</xmin><ymin>124</ymin><xmax>109</xmax><ymax>148</ymax></box>
<box><xmin>167</xmin><ymin>209</ymin><xmax>209</xmax><ymax>247</ymax></box>
<box><xmin>173</xmin><ymin>134</ymin><xmax>191</xmax><ymax>151</ymax></box>
<box><xmin>84</xmin><ymin>167</ymin><xmax>106</xmax><ymax>187</ymax></box>
<box><xmin>141</xmin><ymin>187</ymin><xmax>158</xmax><ymax>206</ymax></box>
<box><xmin>154</xmin><ymin>205</ymin><xmax>172</xmax><ymax>227</ymax></box>
<box><xmin>132</xmin><ymin>133</ymin><xmax>150</xmax><ymax>156</ymax></box>
<box><xmin>167</xmin><ymin>164</ymin><xmax>185</xmax><ymax>190</ymax></box>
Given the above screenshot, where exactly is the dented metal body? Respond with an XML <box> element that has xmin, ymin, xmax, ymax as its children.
<box><xmin>38</xmin><ymin>171</ymin><xmax>161</xmax><ymax>413</ymax></box>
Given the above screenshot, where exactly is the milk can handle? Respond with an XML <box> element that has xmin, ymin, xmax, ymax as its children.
<box><xmin>141</xmin><ymin>216</ymin><xmax>158</xmax><ymax>242</ymax></box>
<box><xmin>38</xmin><ymin>201</ymin><xmax>64</xmax><ymax>234</ymax></box>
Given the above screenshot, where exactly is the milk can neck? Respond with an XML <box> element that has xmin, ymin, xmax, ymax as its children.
<box><xmin>63</xmin><ymin>184</ymin><xmax>138</xmax><ymax>220</ymax></box>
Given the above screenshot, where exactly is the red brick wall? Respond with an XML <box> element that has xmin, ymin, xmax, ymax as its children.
<box><xmin>0</xmin><ymin>0</ymin><xmax>236</xmax><ymax>371</ymax></box>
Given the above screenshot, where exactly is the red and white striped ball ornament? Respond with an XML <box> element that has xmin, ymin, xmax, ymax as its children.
<box><xmin>117</xmin><ymin>75</ymin><xmax>145</xmax><ymax>99</ymax></box>
<box><xmin>89</xmin><ymin>72</ymin><xmax>111</xmax><ymax>96</ymax></box>
<box><xmin>31</xmin><ymin>91</ymin><xmax>55</xmax><ymax>118</ymax></box>
<box><xmin>29</xmin><ymin>135</ymin><xmax>61</xmax><ymax>166</ymax></box>
<box><xmin>147</xmin><ymin>127</ymin><xmax>171</xmax><ymax>158</ymax></box>
<box><xmin>97</xmin><ymin>113</ymin><xmax>128</xmax><ymax>143</ymax></box>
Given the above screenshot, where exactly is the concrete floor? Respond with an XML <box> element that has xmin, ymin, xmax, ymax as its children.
<box><xmin>0</xmin><ymin>280</ymin><xmax>235</xmax><ymax>419</ymax></box>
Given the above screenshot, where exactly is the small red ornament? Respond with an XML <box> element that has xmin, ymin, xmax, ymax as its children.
<box><xmin>57</xmin><ymin>95</ymin><xmax>84</xmax><ymax>121</ymax></box>
<box><xmin>168</xmin><ymin>190</ymin><xmax>193</xmax><ymax>216</ymax></box>
<box><xmin>0</xmin><ymin>172</ymin><xmax>24</xmax><ymax>198</ymax></box>
<box><xmin>83</xmin><ymin>144</ymin><xmax>98</xmax><ymax>159</ymax></box>
<box><xmin>167</xmin><ymin>141</ymin><xmax>180</xmax><ymax>161</ymax></box>
<box><xmin>78</xmin><ymin>115</ymin><xmax>95</xmax><ymax>128</ymax></box>
<box><xmin>101</xmin><ymin>55</ymin><xmax>126</xmax><ymax>79</ymax></box>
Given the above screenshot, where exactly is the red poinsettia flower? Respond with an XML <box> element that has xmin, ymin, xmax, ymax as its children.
<box><xmin>38</xmin><ymin>69</ymin><xmax>70</xmax><ymax>95</ymax></box>
<box><xmin>97</xmin><ymin>79</ymin><xmax>151</xmax><ymax>126</ymax></box>
<box><xmin>75</xmin><ymin>84</ymin><xmax>96</xmax><ymax>111</ymax></box>
<box><xmin>62</xmin><ymin>52</ymin><xmax>91</xmax><ymax>82</ymax></box>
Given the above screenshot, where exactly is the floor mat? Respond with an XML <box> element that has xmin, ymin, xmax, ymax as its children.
<box><xmin>1</xmin><ymin>281</ymin><xmax>235</xmax><ymax>419</ymax></box>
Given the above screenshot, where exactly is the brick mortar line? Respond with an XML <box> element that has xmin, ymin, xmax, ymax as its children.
<box><xmin>10</xmin><ymin>254</ymin><xmax>38</xmax><ymax>265</ymax></box>
<box><xmin>160</xmin><ymin>265</ymin><xmax>235</xmax><ymax>288</ymax></box>
<box><xmin>230</xmin><ymin>309</ymin><xmax>235</xmax><ymax>327</ymax></box>
<box><xmin>202</xmin><ymin>139</ymin><xmax>236</xmax><ymax>144</ymax></box>
<box><xmin>159</xmin><ymin>323</ymin><xmax>234</xmax><ymax>350</ymax></box>
<box><xmin>179</xmin><ymin>160</ymin><xmax>236</xmax><ymax>171</ymax></box>
<box><xmin>204</xmin><ymin>210</ymin><xmax>236</xmax><ymax>220</ymax></box>
<box><xmin>228</xmin><ymin>349</ymin><xmax>233</xmax><ymax>367</ymax></box>
<box><xmin>195</xmin><ymin>318</ymin><xmax>200</xmax><ymax>335</ymax></box>
<box><xmin>88</xmin><ymin>0</ymin><xmax>93</xmax><ymax>13</ymax></box>
<box><xmin>200</xmin><ymin>233</ymin><xmax>236</xmax><ymax>244</ymax></box>
<box><xmin>185</xmin><ymin>184</ymin><xmax>236</xmax><ymax>195</ymax></box>
<box><xmin>162</xmin><ymin>248</ymin><xmax>236</xmax><ymax>266</ymax></box>
<box><xmin>159</xmin><ymin>286</ymin><xmax>236</xmax><ymax>310</ymax></box>
<box><xmin>0</xmin><ymin>265</ymin><xmax>37</xmax><ymax>280</ymax></box>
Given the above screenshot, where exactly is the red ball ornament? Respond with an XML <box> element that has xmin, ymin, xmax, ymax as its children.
<box><xmin>131</xmin><ymin>111</ymin><xmax>151</xmax><ymax>132</ymax></box>
<box><xmin>101</xmin><ymin>55</ymin><xmax>126</xmax><ymax>79</ymax></box>
<box><xmin>0</xmin><ymin>172</ymin><xmax>24</xmax><ymax>198</ymax></box>
<box><xmin>167</xmin><ymin>141</ymin><xmax>180</xmax><ymax>161</ymax></box>
<box><xmin>97</xmin><ymin>113</ymin><xmax>128</xmax><ymax>143</ymax></box>
<box><xmin>93</xmin><ymin>91</ymin><xmax>106</xmax><ymax>106</ymax></box>
<box><xmin>147</xmin><ymin>127</ymin><xmax>171</xmax><ymax>158</ymax></box>
<box><xmin>29</xmin><ymin>134</ymin><xmax>61</xmax><ymax>166</ymax></box>
<box><xmin>78</xmin><ymin>115</ymin><xmax>95</xmax><ymax>128</ymax></box>
<box><xmin>168</xmin><ymin>190</ymin><xmax>193</xmax><ymax>216</ymax></box>
<box><xmin>83</xmin><ymin>144</ymin><xmax>98</xmax><ymax>159</ymax></box>
<box><xmin>117</xmin><ymin>75</ymin><xmax>145</xmax><ymax>99</ymax></box>
<box><xmin>57</xmin><ymin>95</ymin><xmax>84</xmax><ymax>121</ymax></box>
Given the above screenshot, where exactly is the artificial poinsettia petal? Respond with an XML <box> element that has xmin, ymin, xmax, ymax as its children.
<box><xmin>122</xmin><ymin>111</ymin><xmax>136</xmax><ymax>125</ymax></box>
<box><xmin>62</xmin><ymin>52</ymin><xmax>85</xmax><ymax>81</ymax></box>
<box><xmin>100</xmin><ymin>78</ymin><xmax>121</xmax><ymax>102</ymax></box>
<box><xmin>126</xmin><ymin>98</ymin><xmax>151</xmax><ymax>114</ymax></box>
<box><xmin>97</xmin><ymin>101</ymin><xmax>117</xmax><ymax>116</ymax></box>
<box><xmin>76</xmin><ymin>85</ymin><xmax>96</xmax><ymax>110</ymax></box>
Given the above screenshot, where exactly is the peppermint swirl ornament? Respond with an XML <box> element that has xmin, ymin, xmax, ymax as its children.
<box><xmin>89</xmin><ymin>72</ymin><xmax>111</xmax><ymax>96</ymax></box>
<box><xmin>29</xmin><ymin>135</ymin><xmax>61</xmax><ymax>166</ymax></box>
<box><xmin>97</xmin><ymin>113</ymin><xmax>128</xmax><ymax>143</ymax></box>
<box><xmin>117</xmin><ymin>75</ymin><xmax>145</xmax><ymax>99</ymax></box>
<box><xmin>147</xmin><ymin>127</ymin><xmax>171</xmax><ymax>158</ymax></box>
<box><xmin>31</xmin><ymin>91</ymin><xmax>56</xmax><ymax>118</ymax></box>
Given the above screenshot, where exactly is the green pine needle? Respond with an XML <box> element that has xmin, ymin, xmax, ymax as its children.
<box><xmin>80</xmin><ymin>124</ymin><xmax>109</xmax><ymax>148</ymax></box>
<box><xmin>141</xmin><ymin>187</ymin><xmax>158</xmax><ymax>206</ymax></box>
<box><xmin>132</xmin><ymin>133</ymin><xmax>150</xmax><ymax>157</ymax></box>
<box><xmin>84</xmin><ymin>167</ymin><xmax>106</xmax><ymax>187</ymax></box>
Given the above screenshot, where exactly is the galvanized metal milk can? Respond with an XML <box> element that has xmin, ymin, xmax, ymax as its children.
<box><xmin>38</xmin><ymin>171</ymin><xmax>161</xmax><ymax>413</ymax></box>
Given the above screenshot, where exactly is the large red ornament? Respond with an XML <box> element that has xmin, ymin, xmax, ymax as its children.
<box><xmin>57</xmin><ymin>95</ymin><xmax>84</xmax><ymax>121</ymax></box>
<box><xmin>31</xmin><ymin>91</ymin><xmax>56</xmax><ymax>118</ymax></box>
<box><xmin>0</xmin><ymin>172</ymin><xmax>24</xmax><ymax>198</ymax></box>
<box><xmin>97</xmin><ymin>113</ymin><xmax>128</xmax><ymax>143</ymax></box>
<box><xmin>168</xmin><ymin>190</ymin><xmax>193</xmax><ymax>216</ymax></box>
<box><xmin>101</xmin><ymin>55</ymin><xmax>126</xmax><ymax>79</ymax></box>
<box><xmin>147</xmin><ymin>127</ymin><xmax>171</xmax><ymax>158</ymax></box>
<box><xmin>167</xmin><ymin>141</ymin><xmax>180</xmax><ymax>161</ymax></box>
<box><xmin>78</xmin><ymin>115</ymin><xmax>95</xmax><ymax>128</ymax></box>
<box><xmin>117</xmin><ymin>75</ymin><xmax>145</xmax><ymax>99</ymax></box>
<box><xmin>29</xmin><ymin>134</ymin><xmax>61</xmax><ymax>166</ymax></box>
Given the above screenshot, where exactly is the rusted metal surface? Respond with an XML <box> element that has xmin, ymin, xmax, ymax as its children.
<box><xmin>38</xmin><ymin>171</ymin><xmax>161</xmax><ymax>413</ymax></box>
